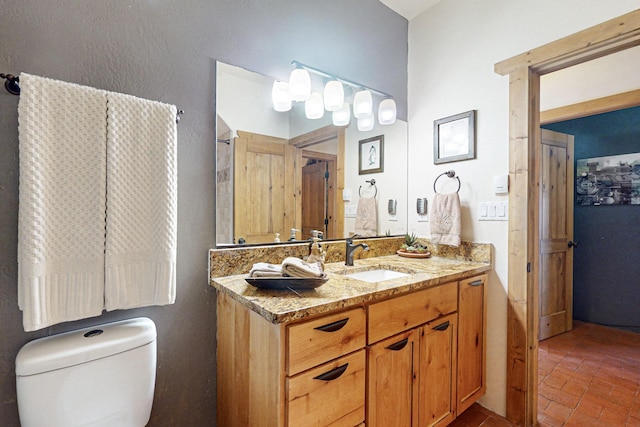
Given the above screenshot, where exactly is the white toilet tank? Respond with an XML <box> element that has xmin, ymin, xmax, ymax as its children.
<box><xmin>16</xmin><ymin>317</ymin><xmax>157</xmax><ymax>427</ymax></box>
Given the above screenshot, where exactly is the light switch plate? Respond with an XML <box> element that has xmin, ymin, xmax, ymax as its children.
<box><xmin>417</xmin><ymin>214</ymin><xmax>429</xmax><ymax>222</ymax></box>
<box><xmin>478</xmin><ymin>201</ymin><xmax>508</xmax><ymax>221</ymax></box>
<box><xmin>345</xmin><ymin>204</ymin><xmax>357</xmax><ymax>218</ymax></box>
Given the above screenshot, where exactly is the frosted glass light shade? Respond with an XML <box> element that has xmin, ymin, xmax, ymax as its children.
<box><xmin>289</xmin><ymin>68</ymin><xmax>311</xmax><ymax>102</ymax></box>
<box><xmin>353</xmin><ymin>89</ymin><xmax>373</xmax><ymax>118</ymax></box>
<box><xmin>332</xmin><ymin>103</ymin><xmax>351</xmax><ymax>126</ymax></box>
<box><xmin>323</xmin><ymin>80</ymin><xmax>344</xmax><ymax>111</ymax></box>
<box><xmin>272</xmin><ymin>80</ymin><xmax>292</xmax><ymax>112</ymax></box>
<box><xmin>305</xmin><ymin>92</ymin><xmax>324</xmax><ymax>119</ymax></box>
<box><xmin>378</xmin><ymin>98</ymin><xmax>397</xmax><ymax>125</ymax></box>
<box><xmin>357</xmin><ymin>114</ymin><xmax>374</xmax><ymax>131</ymax></box>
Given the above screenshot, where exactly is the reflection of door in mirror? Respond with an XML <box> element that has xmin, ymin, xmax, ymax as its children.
<box><xmin>234</xmin><ymin>131</ymin><xmax>295</xmax><ymax>244</ymax></box>
<box><xmin>301</xmin><ymin>155</ymin><xmax>337</xmax><ymax>240</ymax></box>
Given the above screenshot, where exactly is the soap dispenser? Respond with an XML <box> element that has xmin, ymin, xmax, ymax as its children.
<box><xmin>307</xmin><ymin>236</ymin><xmax>325</xmax><ymax>270</ymax></box>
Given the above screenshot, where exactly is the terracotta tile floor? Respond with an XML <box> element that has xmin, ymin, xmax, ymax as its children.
<box><xmin>450</xmin><ymin>321</ymin><xmax>640</xmax><ymax>427</ymax></box>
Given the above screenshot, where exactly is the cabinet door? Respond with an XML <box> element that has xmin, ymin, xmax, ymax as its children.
<box><xmin>457</xmin><ymin>274</ymin><xmax>487</xmax><ymax>414</ymax></box>
<box><xmin>367</xmin><ymin>330</ymin><xmax>418</xmax><ymax>427</ymax></box>
<box><xmin>416</xmin><ymin>313</ymin><xmax>457</xmax><ymax>427</ymax></box>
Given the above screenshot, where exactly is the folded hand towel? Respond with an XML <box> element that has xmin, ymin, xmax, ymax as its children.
<box><xmin>355</xmin><ymin>197</ymin><xmax>377</xmax><ymax>237</ymax></box>
<box><xmin>249</xmin><ymin>262</ymin><xmax>283</xmax><ymax>278</ymax></box>
<box><xmin>430</xmin><ymin>192</ymin><xmax>461</xmax><ymax>247</ymax></box>
<box><xmin>18</xmin><ymin>73</ymin><xmax>107</xmax><ymax>331</ymax></box>
<box><xmin>104</xmin><ymin>92</ymin><xmax>178</xmax><ymax>310</ymax></box>
<box><xmin>282</xmin><ymin>257</ymin><xmax>324</xmax><ymax>278</ymax></box>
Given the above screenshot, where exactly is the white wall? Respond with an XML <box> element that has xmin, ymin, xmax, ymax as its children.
<box><xmin>408</xmin><ymin>0</ymin><xmax>640</xmax><ymax>416</ymax></box>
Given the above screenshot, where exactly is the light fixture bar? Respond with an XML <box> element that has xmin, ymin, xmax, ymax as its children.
<box><xmin>291</xmin><ymin>60</ymin><xmax>392</xmax><ymax>99</ymax></box>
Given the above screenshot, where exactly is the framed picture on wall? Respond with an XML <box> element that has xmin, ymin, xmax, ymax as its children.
<box><xmin>433</xmin><ymin>110</ymin><xmax>476</xmax><ymax>164</ymax></box>
<box><xmin>359</xmin><ymin>135</ymin><xmax>384</xmax><ymax>174</ymax></box>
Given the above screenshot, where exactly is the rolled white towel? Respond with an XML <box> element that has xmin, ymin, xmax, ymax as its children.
<box><xmin>249</xmin><ymin>262</ymin><xmax>283</xmax><ymax>278</ymax></box>
<box><xmin>282</xmin><ymin>257</ymin><xmax>324</xmax><ymax>278</ymax></box>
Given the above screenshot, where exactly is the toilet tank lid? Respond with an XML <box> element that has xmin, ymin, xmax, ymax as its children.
<box><xmin>16</xmin><ymin>317</ymin><xmax>156</xmax><ymax>376</ymax></box>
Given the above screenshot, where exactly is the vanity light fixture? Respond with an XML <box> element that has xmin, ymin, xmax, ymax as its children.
<box><xmin>378</xmin><ymin>98</ymin><xmax>397</xmax><ymax>125</ymax></box>
<box><xmin>353</xmin><ymin>89</ymin><xmax>373</xmax><ymax>119</ymax></box>
<box><xmin>272</xmin><ymin>80</ymin><xmax>292</xmax><ymax>112</ymax></box>
<box><xmin>333</xmin><ymin>103</ymin><xmax>351</xmax><ymax>126</ymax></box>
<box><xmin>323</xmin><ymin>80</ymin><xmax>344</xmax><ymax>111</ymax></box>
<box><xmin>272</xmin><ymin>61</ymin><xmax>397</xmax><ymax>129</ymax></box>
<box><xmin>357</xmin><ymin>114</ymin><xmax>375</xmax><ymax>131</ymax></box>
<box><xmin>305</xmin><ymin>92</ymin><xmax>325</xmax><ymax>119</ymax></box>
<box><xmin>288</xmin><ymin>67</ymin><xmax>311</xmax><ymax>102</ymax></box>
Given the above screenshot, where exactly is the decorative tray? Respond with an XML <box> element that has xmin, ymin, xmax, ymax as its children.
<box><xmin>397</xmin><ymin>250</ymin><xmax>432</xmax><ymax>259</ymax></box>
<box><xmin>245</xmin><ymin>274</ymin><xmax>329</xmax><ymax>290</ymax></box>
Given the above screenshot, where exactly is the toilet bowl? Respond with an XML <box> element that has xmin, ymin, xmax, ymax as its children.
<box><xmin>16</xmin><ymin>317</ymin><xmax>157</xmax><ymax>427</ymax></box>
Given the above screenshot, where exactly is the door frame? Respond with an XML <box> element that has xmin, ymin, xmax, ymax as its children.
<box><xmin>495</xmin><ymin>9</ymin><xmax>640</xmax><ymax>426</ymax></box>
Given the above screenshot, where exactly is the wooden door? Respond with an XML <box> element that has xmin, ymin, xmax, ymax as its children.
<box><xmin>301</xmin><ymin>160</ymin><xmax>327</xmax><ymax>240</ymax></box>
<box><xmin>539</xmin><ymin>129</ymin><xmax>575</xmax><ymax>340</ymax></box>
<box><xmin>367</xmin><ymin>330</ymin><xmax>417</xmax><ymax>427</ymax></box>
<box><xmin>457</xmin><ymin>275</ymin><xmax>487</xmax><ymax>414</ymax></box>
<box><xmin>233</xmin><ymin>131</ymin><xmax>295</xmax><ymax>244</ymax></box>
<box><xmin>417</xmin><ymin>313</ymin><xmax>457</xmax><ymax>427</ymax></box>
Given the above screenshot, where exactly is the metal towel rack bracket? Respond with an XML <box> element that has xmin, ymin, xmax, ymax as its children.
<box><xmin>359</xmin><ymin>179</ymin><xmax>378</xmax><ymax>198</ymax></box>
<box><xmin>1</xmin><ymin>73</ymin><xmax>21</xmax><ymax>95</ymax></box>
<box><xmin>433</xmin><ymin>170</ymin><xmax>461</xmax><ymax>193</ymax></box>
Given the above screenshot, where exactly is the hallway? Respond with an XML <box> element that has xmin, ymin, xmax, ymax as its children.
<box><xmin>450</xmin><ymin>321</ymin><xmax>640</xmax><ymax>426</ymax></box>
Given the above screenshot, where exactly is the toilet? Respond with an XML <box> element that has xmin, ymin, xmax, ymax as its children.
<box><xmin>16</xmin><ymin>317</ymin><xmax>157</xmax><ymax>427</ymax></box>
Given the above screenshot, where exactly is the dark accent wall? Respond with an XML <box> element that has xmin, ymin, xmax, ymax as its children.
<box><xmin>543</xmin><ymin>107</ymin><xmax>640</xmax><ymax>333</ymax></box>
<box><xmin>0</xmin><ymin>2</ymin><xmax>407</xmax><ymax>425</ymax></box>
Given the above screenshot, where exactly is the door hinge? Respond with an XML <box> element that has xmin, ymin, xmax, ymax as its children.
<box><xmin>527</xmin><ymin>262</ymin><xmax>531</xmax><ymax>273</ymax></box>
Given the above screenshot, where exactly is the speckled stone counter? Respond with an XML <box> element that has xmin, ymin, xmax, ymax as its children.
<box><xmin>209</xmin><ymin>245</ymin><xmax>492</xmax><ymax>324</ymax></box>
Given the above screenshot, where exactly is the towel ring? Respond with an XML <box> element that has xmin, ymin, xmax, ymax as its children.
<box><xmin>433</xmin><ymin>170</ymin><xmax>461</xmax><ymax>193</ymax></box>
<box><xmin>359</xmin><ymin>179</ymin><xmax>378</xmax><ymax>198</ymax></box>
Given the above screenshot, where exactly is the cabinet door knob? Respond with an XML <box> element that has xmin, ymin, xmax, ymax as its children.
<box><xmin>385</xmin><ymin>337</ymin><xmax>409</xmax><ymax>351</ymax></box>
<box><xmin>314</xmin><ymin>318</ymin><xmax>349</xmax><ymax>332</ymax></box>
<box><xmin>313</xmin><ymin>363</ymin><xmax>349</xmax><ymax>381</ymax></box>
<box><xmin>432</xmin><ymin>321</ymin><xmax>450</xmax><ymax>331</ymax></box>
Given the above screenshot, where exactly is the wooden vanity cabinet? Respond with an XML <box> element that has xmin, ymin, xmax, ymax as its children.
<box><xmin>456</xmin><ymin>274</ymin><xmax>488</xmax><ymax>414</ymax></box>
<box><xmin>216</xmin><ymin>273</ymin><xmax>487</xmax><ymax>427</ymax></box>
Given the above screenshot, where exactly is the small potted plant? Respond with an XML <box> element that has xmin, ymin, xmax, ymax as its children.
<box><xmin>397</xmin><ymin>233</ymin><xmax>431</xmax><ymax>258</ymax></box>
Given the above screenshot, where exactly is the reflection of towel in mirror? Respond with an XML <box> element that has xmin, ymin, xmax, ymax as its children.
<box><xmin>249</xmin><ymin>262</ymin><xmax>283</xmax><ymax>277</ymax></box>
<box><xmin>355</xmin><ymin>197</ymin><xmax>377</xmax><ymax>237</ymax></box>
<box><xmin>430</xmin><ymin>192</ymin><xmax>461</xmax><ymax>247</ymax></box>
<box><xmin>282</xmin><ymin>257</ymin><xmax>324</xmax><ymax>278</ymax></box>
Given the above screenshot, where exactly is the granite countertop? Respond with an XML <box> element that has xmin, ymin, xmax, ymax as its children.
<box><xmin>210</xmin><ymin>254</ymin><xmax>491</xmax><ymax>324</ymax></box>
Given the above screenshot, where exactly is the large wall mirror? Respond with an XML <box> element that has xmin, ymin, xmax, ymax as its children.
<box><xmin>215</xmin><ymin>61</ymin><xmax>408</xmax><ymax>247</ymax></box>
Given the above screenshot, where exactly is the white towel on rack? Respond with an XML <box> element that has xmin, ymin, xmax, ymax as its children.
<box><xmin>355</xmin><ymin>197</ymin><xmax>377</xmax><ymax>237</ymax></box>
<box><xmin>17</xmin><ymin>73</ymin><xmax>107</xmax><ymax>331</ymax></box>
<box><xmin>104</xmin><ymin>92</ymin><xmax>177</xmax><ymax>311</ymax></box>
<box><xmin>430</xmin><ymin>192</ymin><xmax>461</xmax><ymax>247</ymax></box>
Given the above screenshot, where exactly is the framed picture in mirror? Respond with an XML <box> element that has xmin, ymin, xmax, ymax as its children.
<box><xmin>359</xmin><ymin>135</ymin><xmax>384</xmax><ymax>174</ymax></box>
<box><xmin>434</xmin><ymin>110</ymin><xmax>476</xmax><ymax>164</ymax></box>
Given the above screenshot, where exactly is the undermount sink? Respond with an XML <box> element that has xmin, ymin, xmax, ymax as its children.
<box><xmin>344</xmin><ymin>269</ymin><xmax>410</xmax><ymax>283</ymax></box>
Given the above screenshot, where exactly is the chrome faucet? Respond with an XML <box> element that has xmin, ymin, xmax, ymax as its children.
<box><xmin>345</xmin><ymin>236</ymin><xmax>369</xmax><ymax>266</ymax></box>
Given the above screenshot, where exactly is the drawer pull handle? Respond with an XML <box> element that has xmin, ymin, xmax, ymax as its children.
<box><xmin>314</xmin><ymin>318</ymin><xmax>349</xmax><ymax>332</ymax></box>
<box><xmin>385</xmin><ymin>337</ymin><xmax>409</xmax><ymax>351</ymax></box>
<box><xmin>313</xmin><ymin>363</ymin><xmax>349</xmax><ymax>381</ymax></box>
<box><xmin>469</xmin><ymin>280</ymin><xmax>483</xmax><ymax>286</ymax></box>
<box><xmin>433</xmin><ymin>321</ymin><xmax>450</xmax><ymax>331</ymax></box>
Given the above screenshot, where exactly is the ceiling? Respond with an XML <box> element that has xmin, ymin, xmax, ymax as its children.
<box><xmin>380</xmin><ymin>0</ymin><xmax>440</xmax><ymax>20</ymax></box>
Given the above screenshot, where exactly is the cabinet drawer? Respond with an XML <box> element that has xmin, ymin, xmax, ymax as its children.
<box><xmin>287</xmin><ymin>349</ymin><xmax>366</xmax><ymax>427</ymax></box>
<box><xmin>287</xmin><ymin>307</ymin><xmax>366</xmax><ymax>376</ymax></box>
<box><xmin>368</xmin><ymin>281</ymin><xmax>458</xmax><ymax>344</ymax></box>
